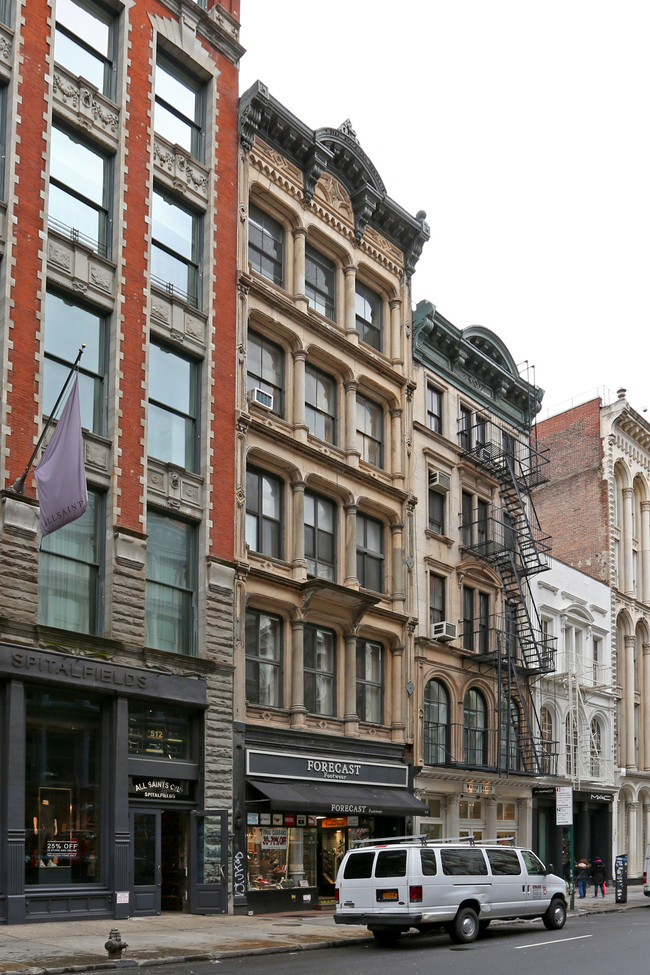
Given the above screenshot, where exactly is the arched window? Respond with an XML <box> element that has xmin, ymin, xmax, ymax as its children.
<box><xmin>590</xmin><ymin>718</ymin><xmax>602</xmax><ymax>777</ymax></box>
<box><xmin>565</xmin><ymin>713</ymin><xmax>578</xmax><ymax>776</ymax></box>
<box><xmin>499</xmin><ymin>699</ymin><xmax>521</xmax><ymax>771</ymax></box>
<box><xmin>464</xmin><ymin>688</ymin><xmax>488</xmax><ymax>766</ymax></box>
<box><xmin>540</xmin><ymin>706</ymin><xmax>554</xmax><ymax>775</ymax></box>
<box><xmin>424</xmin><ymin>679</ymin><xmax>449</xmax><ymax>766</ymax></box>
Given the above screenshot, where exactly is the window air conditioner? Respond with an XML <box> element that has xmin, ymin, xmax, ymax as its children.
<box><xmin>432</xmin><ymin>620</ymin><xmax>457</xmax><ymax>642</ymax></box>
<box><xmin>248</xmin><ymin>387</ymin><xmax>273</xmax><ymax>410</ymax></box>
<box><xmin>429</xmin><ymin>470</ymin><xmax>451</xmax><ymax>492</ymax></box>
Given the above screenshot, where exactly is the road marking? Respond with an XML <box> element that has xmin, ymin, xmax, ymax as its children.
<box><xmin>514</xmin><ymin>934</ymin><xmax>593</xmax><ymax>949</ymax></box>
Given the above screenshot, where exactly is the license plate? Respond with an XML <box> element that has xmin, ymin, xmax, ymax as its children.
<box><xmin>377</xmin><ymin>889</ymin><xmax>399</xmax><ymax>901</ymax></box>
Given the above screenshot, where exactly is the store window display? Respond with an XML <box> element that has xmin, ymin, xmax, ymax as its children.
<box><xmin>25</xmin><ymin>691</ymin><xmax>101</xmax><ymax>884</ymax></box>
<box><xmin>247</xmin><ymin>827</ymin><xmax>318</xmax><ymax>889</ymax></box>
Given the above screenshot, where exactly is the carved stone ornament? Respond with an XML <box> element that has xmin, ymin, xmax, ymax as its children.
<box><xmin>315</xmin><ymin>172</ymin><xmax>353</xmax><ymax>219</ymax></box>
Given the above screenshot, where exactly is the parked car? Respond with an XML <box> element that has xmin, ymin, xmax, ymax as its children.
<box><xmin>334</xmin><ymin>835</ymin><xmax>567</xmax><ymax>944</ymax></box>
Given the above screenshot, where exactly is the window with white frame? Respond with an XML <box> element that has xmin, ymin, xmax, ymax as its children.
<box><xmin>590</xmin><ymin>718</ymin><xmax>602</xmax><ymax>777</ymax></box>
<box><xmin>305</xmin><ymin>245</ymin><xmax>336</xmax><ymax>319</ymax></box>
<box><xmin>246</xmin><ymin>468</ymin><xmax>283</xmax><ymax>559</ymax></box>
<box><xmin>39</xmin><ymin>489</ymin><xmax>103</xmax><ymax>634</ymax></box>
<box><xmin>355</xmin><ymin>281</ymin><xmax>382</xmax><ymax>350</ymax></box>
<box><xmin>304</xmin><ymin>492</ymin><xmax>336</xmax><ymax>580</ymax></box>
<box><xmin>245</xmin><ymin>609</ymin><xmax>283</xmax><ymax>707</ymax></box>
<box><xmin>356</xmin><ymin>393</ymin><xmax>383</xmax><ymax>467</ymax></box>
<box><xmin>151</xmin><ymin>189</ymin><xmax>202</xmax><ymax>307</ymax></box>
<box><xmin>54</xmin><ymin>0</ymin><xmax>116</xmax><ymax>98</ymax></box>
<box><xmin>155</xmin><ymin>53</ymin><xmax>205</xmax><ymax>160</ymax></box>
<box><xmin>429</xmin><ymin>573</ymin><xmax>446</xmax><ymax>627</ymax></box>
<box><xmin>305</xmin><ymin>364</ymin><xmax>337</xmax><ymax>443</ymax></box>
<box><xmin>304</xmin><ymin>624</ymin><xmax>336</xmax><ymax>716</ymax></box>
<box><xmin>429</xmin><ymin>484</ymin><xmax>446</xmax><ymax>535</ymax></box>
<box><xmin>356</xmin><ymin>639</ymin><xmax>383</xmax><ymax>723</ymax></box>
<box><xmin>148</xmin><ymin>342</ymin><xmax>199</xmax><ymax>471</ymax></box>
<box><xmin>49</xmin><ymin>124</ymin><xmax>112</xmax><ymax>256</ymax></box>
<box><xmin>540</xmin><ymin>705</ymin><xmax>554</xmax><ymax>774</ymax></box>
<box><xmin>247</xmin><ymin>330</ymin><xmax>284</xmax><ymax>417</ymax></box>
<box><xmin>356</xmin><ymin>512</ymin><xmax>384</xmax><ymax>593</ymax></box>
<box><xmin>426</xmin><ymin>385</ymin><xmax>443</xmax><ymax>435</ymax></box>
<box><xmin>248</xmin><ymin>204</ymin><xmax>284</xmax><ymax>286</ymax></box>
<box><xmin>145</xmin><ymin>511</ymin><xmax>196</xmax><ymax>655</ymax></box>
<box><xmin>44</xmin><ymin>290</ymin><xmax>107</xmax><ymax>436</ymax></box>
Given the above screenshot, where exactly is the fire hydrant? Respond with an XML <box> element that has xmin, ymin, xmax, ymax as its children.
<box><xmin>105</xmin><ymin>927</ymin><xmax>128</xmax><ymax>960</ymax></box>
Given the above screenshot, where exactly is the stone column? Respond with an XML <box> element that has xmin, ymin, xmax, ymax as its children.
<box><xmin>344</xmin><ymin>502</ymin><xmax>359</xmax><ymax>586</ymax></box>
<box><xmin>290</xmin><ymin>617</ymin><xmax>307</xmax><ymax>729</ymax></box>
<box><xmin>390</xmin><ymin>521</ymin><xmax>404</xmax><ymax>607</ymax></box>
<box><xmin>519</xmin><ymin>797</ymin><xmax>534</xmax><ymax>848</ymax></box>
<box><xmin>485</xmin><ymin>797</ymin><xmax>497</xmax><ymax>839</ymax></box>
<box><xmin>344</xmin><ymin>632</ymin><xmax>359</xmax><ymax>736</ymax></box>
<box><xmin>446</xmin><ymin>793</ymin><xmax>460</xmax><ymax>838</ymax></box>
<box><xmin>389</xmin><ymin>297</ymin><xmax>402</xmax><ymax>364</ymax></box>
<box><xmin>390</xmin><ymin>643</ymin><xmax>405</xmax><ymax>742</ymax></box>
<box><xmin>344</xmin><ymin>379</ymin><xmax>360</xmax><ymax>467</ymax></box>
<box><xmin>293</xmin><ymin>227</ymin><xmax>308</xmax><ymax>312</ymax></box>
<box><xmin>643</xmin><ymin>642</ymin><xmax>650</xmax><ymax>771</ymax></box>
<box><xmin>291</xmin><ymin>479</ymin><xmax>307</xmax><ymax>580</ymax></box>
<box><xmin>391</xmin><ymin>407</ymin><xmax>403</xmax><ymax>483</ymax></box>
<box><xmin>292</xmin><ymin>348</ymin><xmax>308</xmax><ymax>441</ymax></box>
<box><xmin>623</xmin><ymin>487</ymin><xmax>634</xmax><ymax>595</ymax></box>
<box><xmin>641</xmin><ymin>500</ymin><xmax>650</xmax><ymax>603</ymax></box>
<box><xmin>625</xmin><ymin>634</ymin><xmax>637</xmax><ymax>770</ymax></box>
<box><xmin>343</xmin><ymin>265</ymin><xmax>358</xmax><ymax>341</ymax></box>
<box><xmin>626</xmin><ymin>800</ymin><xmax>639</xmax><ymax>876</ymax></box>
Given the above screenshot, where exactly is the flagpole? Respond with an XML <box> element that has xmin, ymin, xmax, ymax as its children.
<box><xmin>12</xmin><ymin>344</ymin><xmax>86</xmax><ymax>495</ymax></box>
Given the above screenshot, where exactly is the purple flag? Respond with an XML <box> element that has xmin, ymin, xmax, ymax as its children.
<box><xmin>34</xmin><ymin>376</ymin><xmax>88</xmax><ymax>536</ymax></box>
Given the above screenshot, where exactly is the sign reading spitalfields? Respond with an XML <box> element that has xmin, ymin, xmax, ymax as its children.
<box><xmin>247</xmin><ymin>749</ymin><xmax>409</xmax><ymax>788</ymax></box>
<box><xmin>1</xmin><ymin>645</ymin><xmax>207</xmax><ymax>705</ymax></box>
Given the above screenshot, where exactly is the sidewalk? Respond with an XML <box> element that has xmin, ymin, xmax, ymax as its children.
<box><xmin>0</xmin><ymin>886</ymin><xmax>647</xmax><ymax>975</ymax></box>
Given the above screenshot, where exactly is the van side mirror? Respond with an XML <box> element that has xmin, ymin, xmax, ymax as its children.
<box><xmin>546</xmin><ymin>863</ymin><xmax>554</xmax><ymax>875</ymax></box>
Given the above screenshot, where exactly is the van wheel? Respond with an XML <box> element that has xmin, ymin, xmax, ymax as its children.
<box><xmin>542</xmin><ymin>898</ymin><xmax>567</xmax><ymax>930</ymax></box>
<box><xmin>450</xmin><ymin>906</ymin><xmax>479</xmax><ymax>944</ymax></box>
<box><xmin>371</xmin><ymin>929</ymin><xmax>401</xmax><ymax>946</ymax></box>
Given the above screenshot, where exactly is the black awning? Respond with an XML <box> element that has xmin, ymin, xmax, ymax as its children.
<box><xmin>247</xmin><ymin>778</ymin><xmax>428</xmax><ymax>816</ymax></box>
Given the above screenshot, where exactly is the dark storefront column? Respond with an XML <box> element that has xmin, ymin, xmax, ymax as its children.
<box><xmin>112</xmin><ymin>698</ymin><xmax>130</xmax><ymax>918</ymax></box>
<box><xmin>4</xmin><ymin>680</ymin><xmax>26</xmax><ymax>923</ymax></box>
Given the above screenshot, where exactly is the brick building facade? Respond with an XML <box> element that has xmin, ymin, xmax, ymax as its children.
<box><xmin>0</xmin><ymin>0</ymin><xmax>241</xmax><ymax>923</ymax></box>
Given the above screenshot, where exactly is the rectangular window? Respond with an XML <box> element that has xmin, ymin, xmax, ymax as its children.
<box><xmin>145</xmin><ymin>511</ymin><xmax>196</xmax><ymax>655</ymax></box>
<box><xmin>356</xmin><ymin>394</ymin><xmax>383</xmax><ymax>467</ymax></box>
<box><xmin>428</xmin><ymin>487</ymin><xmax>445</xmax><ymax>535</ymax></box>
<box><xmin>463</xmin><ymin>586</ymin><xmax>490</xmax><ymax>653</ymax></box>
<box><xmin>304</xmin><ymin>624</ymin><xmax>336</xmax><ymax>716</ymax></box>
<box><xmin>305</xmin><ymin>364</ymin><xmax>337</xmax><ymax>443</ymax></box>
<box><xmin>459</xmin><ymin>405</ymin><xmax>472</xmax><ymax>451</ymax></box>
<box><xmin>39</xmin><ymin>490</ymin><xmax>103</xmax><ymax>635</ymax></box>
<box><xmin>245</xmin><ymin>609</ymin><xmax>282</xmax><ymax>707</ymax></box>
<box><xmin>148</xmin><ymin>342</ymin><xmax>199</xmax><ymax>471</ymax></box>
<box><xmin>128</xmin><ymin>706</ymin><xmax>191</xmax><ymax>760</ymax></box>
<box><xmin>247</xmin><ymin>330</ymin><xmax>284</xmax><ymax>417</ymax></box>
<box><xmin>461</xmin><ymin>491</ymin><xmax>473</xmax><ymax>548</ymax></box>
<box><xmin>355</xmin><ymin>281</ymin><xmax>382</xmax><ymax>351</ymax></box>
<box><xmin>155</xmin><ymin>53</ymin><xmax>204</xmax><ymax>160</ymax></box>
<box><xmin>429</xmin><ymin>573</ymin><xmax>446</xmax><ymax>627</ymax></box>
<box><xmin>151</xmin><ymin>189</ymin><xmax>201</xmax><ymax>307</ymax></box>
<box><xmin>356</xmin><ymin>639</ymin><xmax>383</xmax><ymax>723</ymax></box>
<box><xmin>427</xmin><ymin>385</ymin><xmax>443</xmax><ymax>434</ymax></box>
<box><xmin>44</xmin><ymin>290</ymin><xmax>107</xmax><ymax>435</ymax></box>
<box><xmin>305</xmin><ymin>245</ymin><xmax>336</xmax><ymax>319</ymax></box>
<box><xmin>49</xmin><ymin>124</ymin><xmax>112</xmax><ymax>256</ymax></box>
<box><xmin>0</xmin><ymin>0</ymin><xmax>11</xmax><ymax>25</ymax></box>
<box><xmin>357</xmin><ymin>513</ymin><xmax>384</xmax><ymax>593</ymax></box>
<box><xmin>25</xmin><ymin>691</ymin><xmax>101</xmax><ymax>885</ymax></box>
<box><xmin>304</xmin><ymin>492</ymin><xmax>336</xmax><ymax>580</ymax></box>
<box><xmin>54</xmin><ymin>0</ymin><xmax>116</xmax><ymax>98</ymax></box>
<box><xmin>248</xmin><ymin>204</ymin><xmax>284</xmax><ymax>286</ymax></box>
<box><xmin>246</xmin><ymin>468</ymin><xmax>283</xmax><ymax>559</ymax></box>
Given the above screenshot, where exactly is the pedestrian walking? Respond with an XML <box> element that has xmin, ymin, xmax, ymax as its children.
<box><xmin>575</xmin><ymin>858</ymin><xmax>590</xmax><ymax>898</ymax></box>
<box><xmin>590</xmin><ymin>857</ymin><xmax>606</xmax><ymax>897</ymax></box>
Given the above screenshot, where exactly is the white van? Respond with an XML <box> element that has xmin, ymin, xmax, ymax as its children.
<box><xmin>643</xmin><ymin>844</ymin><xmax>650</xmax><ymax>896</ymax></box>
<box><xmin>334</xmin><ymin>835</ymin><xmax>567</xmax><ymax>944</ymax></box>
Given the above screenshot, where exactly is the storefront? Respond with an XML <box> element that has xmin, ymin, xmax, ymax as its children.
<box><xmin>0</xmin><ymin>643</ymin><xmax>229</xmax><ymax>924</ymax></box>
<box><xmin>533</xmin><ymin>787</ymin><xmax>614</xmax><ymax>879</ymax></box>
<box><xmin>232</xmin><ymin>728</ymin><xmax>427</xmax><ymax>914</ymax></box>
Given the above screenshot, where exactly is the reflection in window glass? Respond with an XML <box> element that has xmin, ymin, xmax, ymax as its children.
<box><xmin>148</xmin><ymin>343</ymin><xmax>198</xmax><ymax>470</ymax></box>
<box><xmin>155</xmin><ymin>57</ymin><xmax>204</xmax><ymax>159</ymax></box>
<box><xmin>245</xmin><ymin>609</ymin><xmax>282</xmax><ymax>707</ymax></box>
<box><xmin>25</xmin><ymin>691</ymin><xmax>101</xmax><ymax>885</ymax></box>
<box><xmin>145</xmin><ymin>511</ymin><xmax>196</xmax><ymax>654</ymax></box>
<box><xmin>246</xmin><ymin>827</ymin><xmax>317</xmax><ymax>888</ymax></box>
<box><xmin>128</xmin><ymin>706</ymin><xmax>191</xmax><ymax>760</ymax></box>
<box><xmin>152</xmin><ymin>190</ymin><xmax>201</xmax><ymax>307</ymax></box>
<box><xmin>54</xmin><ymin>0</ymin><xmax>114</xmax><ymax>97</ymax></box>
<box><xmin>249</xmin><ymin>205</ymin><xmax>284</xmax><ymax>285</ymax></box>
<box><xmin>49</xmin><ymin>126</ymin><xmax>110</xmax><ymax>255</ymax></box>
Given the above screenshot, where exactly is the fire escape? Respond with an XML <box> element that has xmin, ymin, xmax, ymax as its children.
<box><xmin>459</xmin><ymin>413</ymin><xmax>558</xmax><ymax>777</ymax></box>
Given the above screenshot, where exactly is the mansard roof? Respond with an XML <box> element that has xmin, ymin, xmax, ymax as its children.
<box><xmin>412</xmin><ymin>299</ymin><xmax>544</xmax><ymax>430</ymax></box>
<box><xmin>239</xmin><ymin>81</ymin><xmax>429</xmax><ymax>277</ymax></box>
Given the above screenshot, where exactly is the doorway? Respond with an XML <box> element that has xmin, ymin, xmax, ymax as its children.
<box><xmin>131</xmin><ymin>807</ymin><xmax>190</xmax><ymax>915</ymax></box>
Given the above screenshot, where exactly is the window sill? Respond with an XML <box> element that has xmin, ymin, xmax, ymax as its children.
<box><xmin>424</xmin><ymin>528</ymin><xmax>454</xmax><ymax>548</ymax></box>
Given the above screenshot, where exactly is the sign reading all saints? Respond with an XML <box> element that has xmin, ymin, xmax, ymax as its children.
<box><xmin>247</xmin><ymin>749</ymin><xmax>409</xmax><ymax>788</ymax></box>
